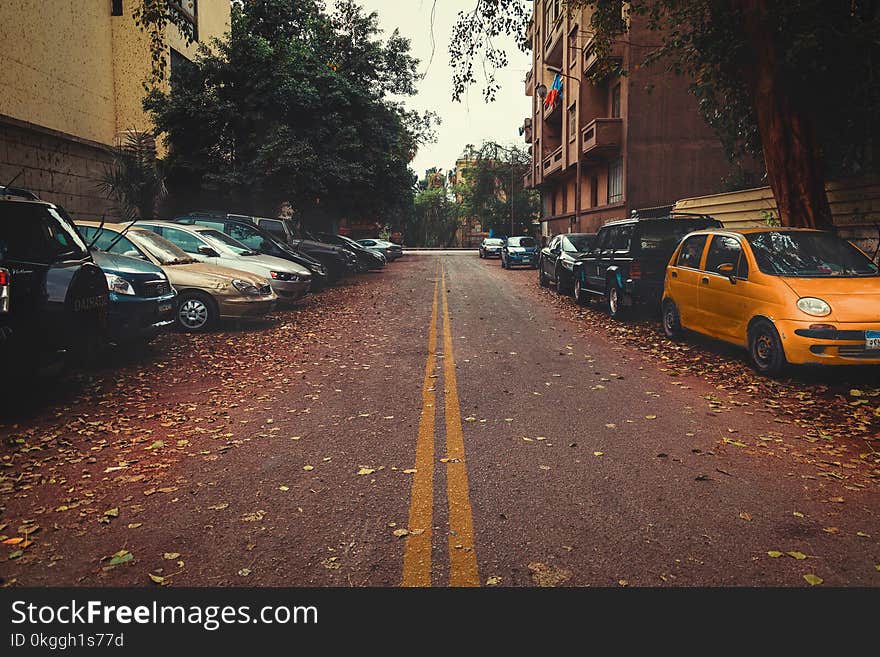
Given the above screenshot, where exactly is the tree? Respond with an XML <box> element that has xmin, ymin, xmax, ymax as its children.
<box><xmin>98</xmin><ymin>130</ymin><xmax>167</xmax><ymax>221</ymax></box>
<box><xmin>454</xmin><ymin>142</ymin><xmax>539</xmax><ymax>237</ymax></box>
<box><xmin>403</xmin><ymin>170</ymin><xmax>459</xmax><ymax>247</ymax></box>
<box><xmin>451</xmin><ymin>1</ymin><xmax>880</xmax><ymax>230</ymax></box>
<box><xmin>144</xmin><ymin>0</ymin><xmax>436</xmax><ymax>228</ymax></box>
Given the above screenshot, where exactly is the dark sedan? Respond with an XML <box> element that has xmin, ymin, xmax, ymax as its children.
<box><xmin>538</xmin><ymin>233</ymin><xmax>596</xmax><ymax>293</ymax></box>
<box><xmin>315</xmin><ymin>232</ymin><xmax>386</xmax><ymax>271</ymax></box>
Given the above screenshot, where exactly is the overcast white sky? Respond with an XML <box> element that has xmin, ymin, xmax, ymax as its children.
<box><xmin>353</xmin><ymin>0</ymin><xmax>532</xmax><ymax>179</ymax></box>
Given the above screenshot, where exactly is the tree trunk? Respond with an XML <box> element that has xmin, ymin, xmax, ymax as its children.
<box><xmin>738</xmin><ymin>0</ymin><xmax>834</xmax><ymax>230</ymax></box>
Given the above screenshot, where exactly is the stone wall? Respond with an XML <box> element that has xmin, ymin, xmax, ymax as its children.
<box><xmin>0</xmin><ymin>116</ymin><xmax>116</xmax><ymax>222</ymax></box>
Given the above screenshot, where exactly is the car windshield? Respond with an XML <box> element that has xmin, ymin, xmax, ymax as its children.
<box><xmin>565</xmin><ymin>235</ymin><xmax>594</xmax><ymax>252</ymax></box>
<box><xmin>200</xmin><ymin>229</ymin><xmax>257</xmax><ymax>256</ymax></box>
<box><xmin>640</xmin><ymin>221</ymin><xmax>715</xmax><ymax>254</ymax></box>
<box><xmin>0</xmin><ymin>203</ymin><xmax>89</xmax><ymax>263</ymax></box>
<box><xmin>507</xmin><ymin>237</ymin><xmax>536</xmax><ymax>247</ymax></box>
<box><xmin>128</xmin><ymin>230</ymin><xmax>198</xmax><ymax>265</ymax></box>
<box><xmin>484</xmin><ymin>239</ymin><xmax>503</xmax><ymax>245</ymax></box>
<box><xmin>745</xmin><ymin>231</ymin><xmax>879</xmax><ymax>277</ymax></box>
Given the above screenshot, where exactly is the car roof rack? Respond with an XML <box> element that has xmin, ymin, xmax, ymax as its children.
<box><xmin>0</xmin><ymin>185</ymin><xmax>40</xmax><ymax>200</ymax></box>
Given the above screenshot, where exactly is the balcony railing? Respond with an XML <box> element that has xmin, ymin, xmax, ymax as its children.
<box><xmin>583</xmin><ymin>36</ymin><xmax>624</xmax><ymax>77</ymax></box>
<box><xmin>581</xmin><ymin>118</ymin><xmax>623</xmax><ymax>161</ymax></box>
<box><xmin>542</xmin><ymin>145</ymin><xmax>564</xmax><ymax>177</ymax></box>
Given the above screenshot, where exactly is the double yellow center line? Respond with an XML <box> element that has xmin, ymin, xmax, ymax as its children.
<box><xmin>402</xmin><ymin>262</ymin><xmax>479</xmax><ymax>587</ymax></box>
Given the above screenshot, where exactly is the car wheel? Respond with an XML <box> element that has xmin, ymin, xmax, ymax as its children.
<box><xmin>606</xmin><ymin>279</ymin><xmax>627</xmax><ymax>320</ymax></box>
<box><xmin>748</xmin><ymin>319</ymin><xmax>786</xmax><ymax>376</ymax></box>
<box><xmin>662</xmin><ymin>300</ymin><xmax>683</xmax><ymax>340</ymax></box>
<box><xmin>538</xmin><ymin>261</ymin><xmax>549</xmax><ymax>287</ymax></box>
<box><xmin>176</xmin><ymin>291</ymin><xmax>217</xmax><ymax>332</ymax></box>
<box><xmin>501</xmin><ymin>256</ymin><xmax>507</xmax><ymax>269</ymax></box>
<box><xmin>479</xmin><ymin>250</ymin><xmax>484</xmax><ymax>258</ymax></box>
<box><xmin>574</xmin><ymin>276</ymin><xmax>589</xmax><ymax>306</ymax></box>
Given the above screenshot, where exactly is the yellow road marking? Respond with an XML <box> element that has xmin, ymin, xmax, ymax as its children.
<box><xmin>441</xmin><ymin>266</ymin><xmax>480</xmax><ymax>587</ymax></box>
<box><xmin>401</xmin><ymin>262</ymin><xmax>440</xmax><ymax>587</ymax></box>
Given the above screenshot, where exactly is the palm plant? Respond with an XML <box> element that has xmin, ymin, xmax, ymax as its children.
<box><xmin>98</xmin><ymin>130</ymin><xmax>167</xmax><ymax>221</ymax></box>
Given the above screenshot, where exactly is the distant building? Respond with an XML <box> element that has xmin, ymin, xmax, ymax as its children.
<box><xmin>0</xmin><ymin>0</ymin><xmax>230</xmax><ymax>220</ymax></box>
<box><xmin>524</xmin><ymin>1</ymin><xmax>734</xmax><ymax>236</ymax></box>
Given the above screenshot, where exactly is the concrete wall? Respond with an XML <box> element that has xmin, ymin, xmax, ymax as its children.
<box><xmin>0</xmin><ymin>0</ymin><xmax>230</xmax><ymax>218</ymax></box>
<box><xmin>0</xmin><ymin>117</ymin><xmax>114</xmax><ymax>222</ymax></box>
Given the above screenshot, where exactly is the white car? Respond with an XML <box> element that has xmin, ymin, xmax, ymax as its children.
<box><xmin>356</xmin><ymin>238</ymin><xmax>403</xmax><ymax>261</ymax></box>
<box><xmin>136</xmin><ymin>221</ymin><xmax>311</xmax><ymax>301</ymax></box>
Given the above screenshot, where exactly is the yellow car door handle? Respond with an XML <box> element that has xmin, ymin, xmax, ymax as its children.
<box><xmin>701</xmin><ymin>277</ymin><xmax>709</xmax><ymax>284</ymax></box>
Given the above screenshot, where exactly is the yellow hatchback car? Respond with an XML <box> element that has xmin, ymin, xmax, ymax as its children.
<box><xmin>662</xmin><ymin>228</ymin><xmax>880</xmax><ymax>374</ymax></box>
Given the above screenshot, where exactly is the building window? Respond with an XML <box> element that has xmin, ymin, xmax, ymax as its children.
<box><xmin>567</xmin><ymin>103</ymin><xmax>577</xmax><ymax>141</ymax></box>
<box><xmin>608</xmin><ymin>158</ymin><xmax>623</xmax><ymax>204</ymax></box>
<box><xmin>111</xmin><ymin>0</ymin><xmax>123</xmax><ymax>16</ymax></box>
<box><xmin>590</xmin><ymin>174</ymin><xmax>599</xmax><ymax>207</ymax></box>
<box><xmin>610</xmin><ymin>83</ymin><xmax>621</xmax><ymax>118</ymax></box>
<box><xmin>568</xmin><ymin>25</ymin><xmax>579</xmax><ymax>68</ymax></box>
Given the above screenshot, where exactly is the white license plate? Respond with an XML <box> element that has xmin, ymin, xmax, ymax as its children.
<box><xmin>158</xmin><ymin>303</ymin><xmax>173</xmax><ymax>313</ymax></box>
<box><xmin>866</xmin><ymin>330</ymin><xmax>880</xmax><ymax>350</ymax></box>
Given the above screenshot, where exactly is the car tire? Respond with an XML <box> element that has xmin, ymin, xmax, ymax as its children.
<box><xmin>574</xmin><ymin>276</ymin><xmax>589</xmax><ymax>306</ymax></box>
<box><xmin>176</xmin><ymin>291</ymin><xmax>217</xmax><ymax>332</ymax></box>
<box><xmin>538</xmin><ymin>261</ymin><xmax>549</xmax><ymax>287</ymax></box>
<box><xmin>662</xmin><ymin>300</ymin><xmax>683</xmax><ymax>340</ymax></box>
<box><xmin>479</xmin><ymin>250</ymin><xmax>484</xmax><ymax>258</ymax></box>
<box><xmin>605</xmin><ymin>278</ymin><xmax>627</xmax><ymax>320</ymax></box>
<box><xmin>748</xmin><ymin>319</ymin><xmax>787</xmax><ymax>376</ymax></box>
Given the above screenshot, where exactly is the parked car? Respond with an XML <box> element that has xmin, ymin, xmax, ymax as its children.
<box><xmin>538</xmin><ymin>232</ymin><xmax>596</xmax><ymax>293</ymax></box>
<box><xmin>76</xmin><ymin>222</ymin><xmax>277</xmax><ymax>331</ymax></box>
<box><xmin>662</xmin><ymin>227</ymin><xmax>880</xmax><ymax>375</ymax></box>
<box><xmin>479</xmin><ymin>237</ymin><xmax>504</xmax><ymax>259</ymax></box>
<box><xmin>357</xmin><ymin>238</ymin><xmax>403</xmax><ymax>261</ymax></box>
<box><xmin>501</xmin><ymin>236</ymin><xmax>539</xmax><ymax>269</ymax></box>
<box><xmin>174</xmin><ymin>214</ymin><xmax>328</xmax><ymax>290</ymax></box>
<box><xmin>135</xmin><ymin>221</ymin><xmax>311</xmax><ymax>301</ymax></box>
<box><xmin>315</xmin><ymin>232</ymin><xmax>386</xmax><ymax>271</ymax></box>
<box><xmin>572</xmin><ymin>213</ymin><xmax>722</xmax><ymax>317</ymax></box>
<box><xmin>243</xmin><ymin>215</ymin><xmax>358</xmax><ymax>281</ymax></box>
<box><xmin>1</xmin><ymin>188</ymin><xmax>108</xmax><ymax>369</ymax></box>
<box><xmin>89</xmin><ymin>249</ymin><xmax>176</xmax><ymax>344</ymax></box>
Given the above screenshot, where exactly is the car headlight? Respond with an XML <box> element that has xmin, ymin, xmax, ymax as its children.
<box><xmin>797</xmin><ymin>297</ymin><xmax>831</xmax><ymax>316</ymax></box>
<box><xmin>105</xmin><ymin>273</ymin><xmax>135</xmax><ymax>296</ymax></box>
<box><xmin>232</xmin><ymin>279</ymin><xmax>260</xmax><ymax>295</ymax></box>
<box><xmin>270</xmin><ymin>271</ymin><xmax>299</xmax><ymax>282</ymax></box>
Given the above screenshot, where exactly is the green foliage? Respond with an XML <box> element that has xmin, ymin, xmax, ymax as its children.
<box><xmin>407</xmin><ymin>175</ymin><xmax>458</xmax><ymax>247</ymax></box>
<box><xmin>454</xmin><ymin>142</ymin><xmax>539</xmax><ymax>237</ymax></box>
<box><xmin>132</xmin><ymin>0</ymin><xmax>196</xmax><ymax>89</ymax></box>
<box><xmin>98</xmin><ymin>130</ymin><xmax>167</xmax><ymax>221</ymax></box>
<box><xmin>145</xmin><ymin>0</ymin><xmax>436</xmax><ymax>229</ymax></box>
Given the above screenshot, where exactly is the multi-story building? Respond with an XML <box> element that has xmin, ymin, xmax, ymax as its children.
<box><xmin>452</xmin><ymin>158</ymin><xmax>490</xmax><ymax>247</ymax></box>
<box><xmin>524</xmin><ymin>0</ymin><xmax>734</xmax><ymax>237</ymax></box>
<box><xmin>0</xmin><ymin>0</ymin><xmax>230</xmax><ymax>220</ymax></box>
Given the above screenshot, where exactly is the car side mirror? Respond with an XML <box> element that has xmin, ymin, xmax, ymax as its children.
<box><xmin>198</xmin><ymin>244</ymin><xmax>219</xmax><ymax>257</ymax></box>
<box><xmin>717</xmin><ymin>262</ymin><xmax>736</xmax><ymax>283</ymax></box>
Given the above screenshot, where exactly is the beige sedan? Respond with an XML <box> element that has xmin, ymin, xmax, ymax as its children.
<box><xmin>76</xmin><ymin>221</ymin><xmax>277</xmax><ymax>331</ymax></box>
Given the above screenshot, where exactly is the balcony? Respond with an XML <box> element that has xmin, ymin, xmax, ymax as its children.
<box><xmin>583</xmin><ymin>36</ymin><xmax>624</xmax><ymax>78</ymax></box>
<box><xmin>581</xmin><ymin>118</ymin><xmax>623</xmax><ymax>161</ymax></box>
<box><xmin>525</xmin><ymin>68</ymin><xmax>533</xmax><ymax>96</ymax></box>
<box><xmin>542</xmin><ymin>145</ymin><xmax>564</xmax><ymax>178</ymax></box>
<box><xmin>543</xmin><ymin>96</ymin><xmax>563</xmax><ymax>123</ymax></box>
<box><xmin>543</xmin><ymin>18</ymin><xmax>564</xmax><ymax>67</ymax></box>
<box><xmin>522</xmin><ymin>117</ymin><xmax>533</xmax><ymax>144</ymax></box>
<box><xmin>523</xmin><ymin>170</ymin><xmax>534</xmax><ymax>189</ymax></box>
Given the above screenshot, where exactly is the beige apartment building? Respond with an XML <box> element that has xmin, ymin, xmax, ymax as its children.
<box><xmin>0</xmin><ymin>0</ymin><xmax>230</xmax><ymax>220</ymax></box>
<box><xmin>524</xmin><ymin>0</ymin><xmax>733</xmax><ymax>237</ymax></box>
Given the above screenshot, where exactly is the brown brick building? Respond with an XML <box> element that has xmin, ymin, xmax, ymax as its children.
<box><xmin>524</xmin><ymin>1</ymin><xmax>734</xmax><ymax>237</ymax></box>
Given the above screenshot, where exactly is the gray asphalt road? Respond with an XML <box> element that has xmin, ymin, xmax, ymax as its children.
<box><xmin>1</xmin><ymin>254</ymin><xmax>877</xmax><ymax>587</ymax></box>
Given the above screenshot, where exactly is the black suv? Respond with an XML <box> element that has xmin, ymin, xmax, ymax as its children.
<box><xmin>572</xmin><ymin>213</ymin><xmax>721</xmax><ymax>319</ymax></box>
<box><xmin>174</xmin><ymin>214</ymin><xmax>329</xmax><ymax>289</ymax></box>
<box><xmin>0</xmin><ymin>188</ymin><xmax>109</xmax><ymax>369</ymax></box>
<box><xmin>538</xmin><ymin>232</ymin><xmax>596</xmax><ymax>294</ymax></box>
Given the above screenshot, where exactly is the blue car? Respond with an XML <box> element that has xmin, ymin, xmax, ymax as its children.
<box><xmin>90</xmin><ymin>250</ymin><xmax>176</xmax><ymax>344</ymax></box>
<box><xmin>501</xmin><ymin>236</ymin><xmax>539</xmax><ymax>269</ymax></box>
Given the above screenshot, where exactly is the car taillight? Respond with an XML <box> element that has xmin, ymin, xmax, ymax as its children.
<box><xmin>630</xmin><ymin>259</ymin><xmax>641</xmax><ymax>280</ymax></box>
<box><xmin>0</xmin><ymin>267</ymin><xmax>9</xmax><ymax>314</ymax></box>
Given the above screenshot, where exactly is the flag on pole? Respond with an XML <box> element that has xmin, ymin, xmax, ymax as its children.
<box><xmin>543</xmin><ymin>74</ymin><xmax>563</xmax><ymax>110</ymax></box>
